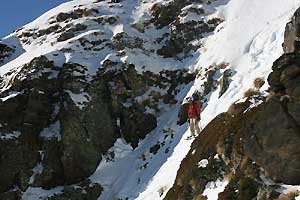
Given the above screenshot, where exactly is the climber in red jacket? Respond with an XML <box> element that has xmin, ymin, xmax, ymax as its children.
<box><xmin>187</xmin><ymin>96</ymin><xmax>201</xmax><ymax>137</ymax></box>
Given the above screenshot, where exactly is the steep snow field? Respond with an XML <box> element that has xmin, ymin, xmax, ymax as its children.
<box><xmin>2</xmin><ymin>0</ymin><xmax>300</xmax><ymax>199</ymax></box>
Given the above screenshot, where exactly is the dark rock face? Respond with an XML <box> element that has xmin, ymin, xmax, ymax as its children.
<box><xmin>219</xmin><ymin>69</ymin><xmax>232</xmax><ymax>97</ymax></box>
<box><xmin>100</xmin><ymin>62</ymin><xmax>195</xmax><ymax>147</ymax></box>
<box><xmin>157</xmin><ymin>20</ymin><xmax>213</xmax><ymax>58</ymax></box>
<box><xmin>268</xmin><ymin>53</ymin><xmax>300</xmax><ymax>97</ymax></box>
<box><xmin>244</xmin><ymin>53</ymin><xmax>300</xmax><ymax>184</ymax></box>
<box><xmin>55</xmin><ymin>8</ymin><xmax>99</xmax><ymax>23</ymax></box>
<box><xmin>283</xmin><ymin>8</ymin><xmax>300</xmax><ymax>53</ymax></box>
<box><xmin>150</xmin><ymin>0</ymin><xmax>222</xmax><ymax>58</ymax></box>
<box><xmin>0</xmin><ymin>57</ymin><xmax>59</xmax><ymax>193</ymax></box>
<box><xmin>0</xmin><ymin>42</ymin><xmax>15</xmax><ymax>65</ymax></box>
<box><xmin>0</xmin><ymin>53</ymin><xmax>195</xmax><ymax>196</ymax></box>
<box><xmin>47</xmin><ymin>182</ymin><xmax>102</xmax><ymax>200</ymax></box>
<box><xmin>0</xmin><ymin>56</ymin><xmax>117</xmax><ymax>193</ymax></box>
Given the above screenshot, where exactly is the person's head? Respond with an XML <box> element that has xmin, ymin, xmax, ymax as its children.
<box><xmin>186</xmin><ymin>97</ymin><xmax>193</xmax><ymax>103</ymax></box>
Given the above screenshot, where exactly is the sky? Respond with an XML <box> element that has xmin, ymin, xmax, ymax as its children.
<box><xmin>0</xmin><ymin>0</ymin><xmax>71</xmax><ymax>38</ymax></box>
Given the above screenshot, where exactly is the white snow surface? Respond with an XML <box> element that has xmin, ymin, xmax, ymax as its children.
<box><xmin>0</xmin><ymin>0</ymin><xmax>299</xmax><ymax>199</ymax></box>
<box><xmin>198</xmin><ymin>159</ymin><xmax>209</xmax><ymax>168</ymax></box>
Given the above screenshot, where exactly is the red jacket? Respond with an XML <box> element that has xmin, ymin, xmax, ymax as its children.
<box><xmin>188</xmin><ymin>102</ymin><xmax>201</xmax><ymax>119</ymax></box>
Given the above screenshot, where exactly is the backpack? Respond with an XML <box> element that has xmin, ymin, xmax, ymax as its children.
<box><xmin>177</xmin><ymin>102</ymin><xmax>190</xmax><ymax>126</ymax></box>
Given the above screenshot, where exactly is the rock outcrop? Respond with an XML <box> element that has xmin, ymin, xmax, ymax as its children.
<box><xmin>245</xmin><ymin>53</ymin><xmax>300</xmax><ymax>184</ymax></box>
<box><xmin>0</xmin><ymin>53</ymin><xmax>194</xmax><ymax>196</ymax></box>
<box><xmin>0</xmin><ymin>42</ymin><xmax>15</xmax><ymax>65</ymax></box>
<box><xmin>284</xmin><ymin>7</ymin><xmax>300</xmax><ymax>53</ymax></box>
<box><xmin>151</xmin><ymin>0</ymin><xmax>223</xmax><ymax>58</ymax></box>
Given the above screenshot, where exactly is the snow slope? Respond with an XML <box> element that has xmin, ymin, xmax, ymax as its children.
<box><xmin>2</xmin><ymin>0</ymin><xmax>300</xmax><ymax>199</ymax></box>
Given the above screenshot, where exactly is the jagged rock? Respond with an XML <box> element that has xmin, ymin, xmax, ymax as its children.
<box><xmin>150</xmin><ymin>1</ymin><xmax>187</xmax><ymax>28</ymax></box>
<box><xmin>157</xmin><ymin>20</ymin><xmax>212</xmax><ymax>57</ymax></box>
<box><xmin>93</xmin><ymin>16</ymin><xmax>118</xmax><ymax>25</ymax></box>
<box><xmin>55</xmin><ymin>8</ymin><xmax>99</xmax><ymax>23</ymax></box>
<box><xmin>0</xmin><ymin>137</ymin><xmax>39</xmax><ymax>193</ymax></box>
<box><xmin>47</xmin><ymin>182</ymin><xmax>102</xmax><ymax>200</ymax></box>
<box><xmin>0</xmin><ymin>43</ymin><xmax>15</xmax><ymax>64</ymax></box>
<box><xmin>154</xmin><ymin>0</ymin><xmax>220</xmax><ymax>57</ymax></box>
<box><xmin>122</xmin><ymin>110</ymin><xmax>157</xmax><ymax>148</ymax></box>
<box><xmin>112</xmin><ymin>32</ymin><xmax>143</xmax><ymax>50</ymax></box>
<box><xmin>37</xmin><ymin>25</ymin><xmax>62</xmax><ymax>37</ymax></box>
<box><xmin>0</xmin><ymin>50</ymin><xmax>195</xmax><ymax>193</ymax></box>
<box><xmin>283</xmin><ymin>7</ymin><xmax>300</xmax><ymax>53</ymax></box>
<box><xmin>227</xmin><ymin>101</ymin><xmax>251</xmax><ymax>116</ymax></box>
<box><xmin>33</xmin><ymin>140</ymin><xmax>64</xmax><ymax>189</ymax></box>
<box><xmin>219</xmin><ymin>69</ymin><xmax>232</xmax><ymax>97</ymax></box>
<box><xmin>0</xmin><ymin>56</ymin><xmax>59</xmax><ymax>192</ymax></box>
<box><xmin>0</xmin><ymin>56</ymin><xmax>117</xmax><ymax>189</ymax></box>
<box><xmin>60</xmin><ymin>75</ymin><xmax>117</xmax><ymax>184</ymax></box>
<box><xmin>57</xmin><ymin>31</ymin><xmax>75</xmax><ymax>42</ymax></box>
<box><xmin>268</xmin><ymin>53</ymin><xmax>300</xmax><ymax>98</ymax></box>
<box><xmin>244</xmin><ymin>53</ymin><xmax>300</xmax><ymax>184</ymax></box>
<box><xmin>203</xmin><ymin>68</ymin><xmax>218</xmax><ymax>96</ymax></box>
<box><xmin>244</xmin><ymin>95</ymin><xmax>300</xmax><ymax>184</ymax></box>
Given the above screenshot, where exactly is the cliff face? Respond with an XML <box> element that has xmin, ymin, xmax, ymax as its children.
<box><xmin>165</xmin><ymin>8</ymin><xmax>300</xmax><ymax>200</ymax></box>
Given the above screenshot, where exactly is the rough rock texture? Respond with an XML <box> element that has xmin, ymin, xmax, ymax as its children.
<box><xmin>112</xmin><ymin>32</ymin><xmax>144</xmax><ymax>50</ymax></box>
<box><xmin>0</xmin><ymin>54</ymin><xmax>195</xmax><ymax>196</ymax></box>
<box><xmin>283</xmin><ymin>7</ymin><xmax>300</xmax><ymax>53</ymax></box>
<box><xmin>151</xmin><ymin>0</ymin><xmax>222</xmax><ymax>58</ymax></box>
<box><xmin>219</xmin><ymin>69</ymin><xmax>232</xmax><ymax>97</ymax></box>
<box><xmin>246</xmin><ymin>53</ymin><xmax>300</xmax><ymax>184</ymax></box>
<box><xmin>0</xmin><ymin>42</ymin><xmax>15</xmax><ymax>65</ymax></box>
